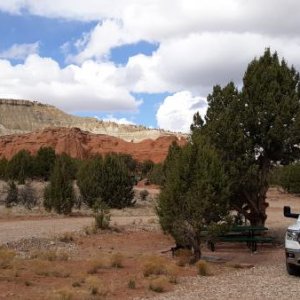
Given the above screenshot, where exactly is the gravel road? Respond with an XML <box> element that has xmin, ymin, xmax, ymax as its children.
<box><xmin>148</xmin><ymin>263</ymin><xmax>300</xmax><ymax>300</ymax></box>
<box><xmin>0</xmin><ymin>215</ymin><xmax>155</xmax><ymax>244</ymax></box>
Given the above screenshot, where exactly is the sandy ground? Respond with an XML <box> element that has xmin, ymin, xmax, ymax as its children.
<box><xmin>0</xmin><ymin>187</ymin><xmax>300</xmax><ymax>299</ymax></box>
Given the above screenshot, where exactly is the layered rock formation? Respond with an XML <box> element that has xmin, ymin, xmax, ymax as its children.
<box><xmin>0</xmin><ymin>99</ymin><xmax>183</xmax><ymax>142</ymax></box>
<box><xmin>0</xmin><ymin>127</ymin><xmax>186</xmax><ymax>163</ymax></box>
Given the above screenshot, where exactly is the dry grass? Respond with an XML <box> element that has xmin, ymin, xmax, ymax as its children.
<box><xmin>30</xmin><ymin>250</ymin><xmax>69</xmax><ymax>261</ymax></box>
<box><xmin>52</xmin><ymin>288</ymin><xmax>74</xmax><ymax>300</ymax></box>
<box><xmin>87</xmin><ymin>258</ymin><xmax>109</xmax><ymax>274</ymax></box>
<box><xmin>110</xmin><ymin>253</ymin><xmax>124</xmax><ymax>268</ymax></box>
<box><xmin>196</xmin><ymin>260</ymin><xmax>211</xmax><ymax>276</ymax></box>
<box><xmin>0</xmin><ymin>248</ymin><xmax>16</xmax><ymax>269</ymax></box>
<box><xmin>86</xmin><ymin>276</ymin><xmax>109</xmax><ymax>297</ymax></box>
<box><xmin>175</xmin><ymin>249</ymin><xmax>193</xmax><ymax>267</ymax></box>
<box><xmin>57</xmin><ymin>232</ymin><xmax>75</xmax><ymax>243</ymax></box>
<box><xmin>142</xmin><ymin>255</ymin><xmax>179</xmax><ymax>283</ymax></box>
<box><xmin>149</xmin><ymin>276</ymin><xmax>169</xmax><ymax>293</ymax></box>
<box><xmin>32</xmin><ymin>259</ymin><xmax>70</xmax><ymax>277</ymax></box>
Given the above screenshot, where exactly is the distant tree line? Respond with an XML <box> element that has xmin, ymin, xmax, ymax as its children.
<box><xmin>0</xmin><ymin>147</ymin><xmax>164</xmax><ymax>214</ymax></box>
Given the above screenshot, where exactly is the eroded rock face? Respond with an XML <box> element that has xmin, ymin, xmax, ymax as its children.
<box><xmin>0</xmin><ymin>127</ymin><xmax>186</xmax><ymax>163</ymax></box>
<box><xmin>0</xmin><ymin>99</ymin><xmax>185</xmax><ymax>142</ymax></box>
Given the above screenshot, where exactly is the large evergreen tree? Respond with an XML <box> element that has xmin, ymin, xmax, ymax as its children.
<box><xmin>157</xmin><ymin>135</ymin><xmax>229</xmax><ymax>261</ymax></box>
<box><xmin>202</xmin><ymin>49</ymin><xmax>300</xmax><ymax>225</ymax></box>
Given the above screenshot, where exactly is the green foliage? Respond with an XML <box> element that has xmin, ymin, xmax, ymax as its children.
<box><xmin>43</xmin><ymin>154</ymin><xmax>75</xmax><ymax>215</ymax></box>
<box><xmin>5</xmin><ymin>181</ymin><xmax>18</xmax><ymax>208</ymax></box>
<box><xmin>101</xmin><ymin>154</ymin><xmax>135</xmax><ymax>208</ymax></box>
<box><xmin>148</xmin><ymin>163</ymin><xmax>165</xmax><ymax>186</ymax></box>
<box><xmin>157</xmin><ymin>135</ymin><xmax>229</xmax><ymax>260</ymax></box>
<box><xmin>77</xmin><ymin>154</ymin><xmax>135</xmax><ymax>209</ymax></box>
<box><xmin>140</xmin><ymin>160</ymin><xmax>154</xmax><ymax>177</ymax></box>
<box><xmin>200</xmin><ymin>49</ymin><xmax>300</xmax><ymax>225</ymax></box>
<box><xmin>77</xmin><ymin>156</ymin><xmax>103</xmax><ymax>208</ymax></box>
<box><xmin>0</xmin><ymin>158</ymin><xmax>8</xmax><ymax>180</ymax></box>
<box><xmin>7</xmin><ymin>150</ymin><xmax>33</xmax><ymax>184</ymax></box>
<box><xmin>280</xmin><ymin>164</ymin><xmax>300</xmax><ymax>194</ymax></box>
<box><xmin>32</xmin><ymin>147</ymin><xmax>56</xmax><ymax>180</ymax></box>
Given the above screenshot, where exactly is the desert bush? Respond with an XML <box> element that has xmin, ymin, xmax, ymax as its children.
<box><xmin>93</xmin><ymin>199</ymin><xmax>111</xmax><ymax>230</ymax></box>
<box><xmin>139</xmin><ymin>189</ymin><xmax>149</xmax><ymax>201</ymax></box>
<box><xmin>86</xmin><ymin>276</ymin><xmax>109</xmax><ymax>297</ymax></box>
<box><xmin>110</xmin><ymin>253</ymin><xmax>124</xmax><ymax>268</ymax></box>
<box><xmin>175</xmin><ymin>249</ymin><xmax>193</xmax><ymax>267</ymax></box>
<box><xmin>128</xmin><ymin>279</ymin><xmax>136</xmax><ymax>289</ymax></box>
<box><xmin>142</xmin><ymin>256</ymin><xmax>178</xmax><ymax>282</ymax></box>
<box><xmin>18</xmin><ymin>182</ymin><xmax>38</xmax><ymax>209</ymax></box>
<box><xmin>5</xmin><ymin>181</ymin><xmax>18</xmax><ymax>208</ymax></box>
<box><xmin>53</xmin><ymin>288</ymin><xmax>74</xmax><ymax>300</ymax></box>
<box><xmin>0</xmin><ymin>248</ymin><xmax>16</xmax><ymax>269</ymax></box>
<box><xmin>196</xmin><ymin>260</ymin><xmax>210</xmax><ymax>276</ymax></box>
<box><xmin>87</xmin><ymin>258</ymin><xmax>108</xmax><ymax>274</ymax></box>
<box><xmin>58</xmin><ymin>232</ymin><xmax>75</xmax><ymax>243</ymax></box>
<box><xmin>149</xmin><ymin>276</ymin><xmax>169</xmax><ymax>293</ymax></box>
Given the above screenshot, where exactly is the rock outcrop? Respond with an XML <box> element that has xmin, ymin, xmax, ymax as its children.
<box><xmin>0</xmin><ymin>127</ymin><xmax>186</xmax><ymax>163</ymax></box>
<box><xmin>0</xmin><ymin>99</ymin><xmax>184</xmax><ymax>142</ymax></box>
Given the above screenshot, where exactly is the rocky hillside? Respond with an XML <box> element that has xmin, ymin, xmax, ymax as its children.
<box><xmin>0</xmin><ymin>99</ymin><xmax>184</xmax><ymax>142</ymax></box>
<box><xmin>0</xmin><ymin>127</ymin><xmax>186</xmax><ymax>163</ymax></box>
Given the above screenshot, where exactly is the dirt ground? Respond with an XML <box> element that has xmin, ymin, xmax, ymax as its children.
<box><xmin>0</xmin><ymin>187</ymin><xmax>299</xmax><ymax>299</ymax></box>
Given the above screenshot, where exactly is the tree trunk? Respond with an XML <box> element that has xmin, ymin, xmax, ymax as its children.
<box><xmin>192</xmin><ymin>237</ymin><xmax>201</xmax><ymax>262</ymax></box>
<box><xmin>248</xmin><ymin>157</ymin><xmax>270</xmax><ymax>226</ymax></box>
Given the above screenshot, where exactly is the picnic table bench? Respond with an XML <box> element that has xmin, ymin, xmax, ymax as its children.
<box><xmin>206</xmin><ymin>225</ymin><xmax>275</xmax><ymax>252</ymax></box>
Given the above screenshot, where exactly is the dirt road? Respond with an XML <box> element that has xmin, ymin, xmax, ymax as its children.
<box><xmin>0</xmin><ymin>215</ymin><xmax>156</xmax><ymax>244</ymax></box>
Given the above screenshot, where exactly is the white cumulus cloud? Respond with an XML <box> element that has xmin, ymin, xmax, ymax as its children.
<box><xmin>156</xmin><ymin>91</ymin><xmax>207</xmax><ymax>133</ymax></box>
<box><xmin>0</xmin><ymin>42</ymin><xmax>39</xmax><ymax>60</ymax></box>
<box><xmin>0</xmin><ymin>54</ymin><xmax>141</xmax><ymax>112</ymax></box>
<box><xmin>101</xmin><ymin>114</ymin><xmax>135</xmax><ymax>125</ymax></box>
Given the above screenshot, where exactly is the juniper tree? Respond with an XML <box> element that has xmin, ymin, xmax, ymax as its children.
<box><xmin>201</xmin><ymin>49</ymin><xmax>300</xmax><ymax>225</ymax></box>
<box><xmin>33</xmin><ymin>147</ymin><xmax>56</xmax><ymax>180</ymax></box>
<box><xmin>7</xmin><ymin>150</ymin><xmax>33</xmax><ymax>184</ymax></box>
<box><xmin>44</xmin><ymin>154</ymin><xmax>75</xmax><ymax>215</ymax></box>
<box><xmin>157</xmin><ymin>135</ymin><xmax>230</xmax><ymax>261</ymax></box>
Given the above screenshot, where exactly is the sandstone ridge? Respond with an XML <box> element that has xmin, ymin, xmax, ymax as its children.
<box><xmin>0</xmin><ymin>127</ymin><xmax>186</xmax><ymax>163</ymax></box>
<box><xmin>0</xmin><ymin>99</ymin><xmax>184</xmax><ymax>142</ymax></box>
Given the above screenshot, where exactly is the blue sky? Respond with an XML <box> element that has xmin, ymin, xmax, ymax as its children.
<box><xmin>0</xmin><ymin>1</ymin><xmax>299</xmax><ymax>132</ymax></box>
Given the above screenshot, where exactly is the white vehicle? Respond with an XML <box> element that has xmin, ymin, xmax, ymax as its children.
<box><xmin>284</xmin><ymin>206</ymin><xmax>300</xmax><ymax>275</ymax></box>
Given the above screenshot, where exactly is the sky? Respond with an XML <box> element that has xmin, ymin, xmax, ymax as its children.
<box><xmin>1</xmin><ymin>1</ymin><xmax>300</xmax><ymax>133</ymax></box>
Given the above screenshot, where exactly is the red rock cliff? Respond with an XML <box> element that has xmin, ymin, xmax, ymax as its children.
<box><xmin>0</xmin><ymin>127</ymin><xmax>186</xmax><ymax>163</ymax></box>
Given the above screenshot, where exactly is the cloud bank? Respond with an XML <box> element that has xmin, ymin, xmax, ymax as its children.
<box><xmin>1</xmin><ymin>0</ymin><xmax>300</xmax><ymax>131</ymax></box>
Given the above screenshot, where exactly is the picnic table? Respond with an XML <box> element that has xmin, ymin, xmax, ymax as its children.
<box><xmin>207</xmin><ymin>225</ymin><xmax>274</xmax><ymax>252</ymax></box>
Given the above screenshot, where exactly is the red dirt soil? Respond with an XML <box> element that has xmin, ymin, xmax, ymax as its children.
<box><xmin>0</xmin><ymin>127</ymin><xmax>186</xmax><ymax>163</ymax></box>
